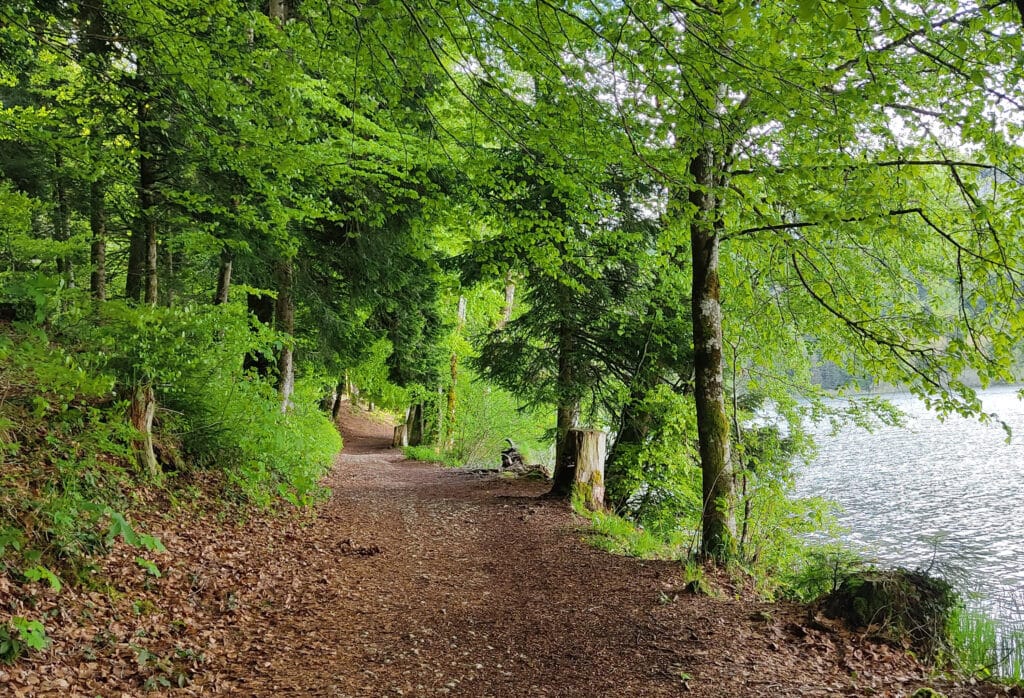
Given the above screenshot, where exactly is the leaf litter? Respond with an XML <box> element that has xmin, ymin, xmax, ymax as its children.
<box><xmin>1</xmin><ymin>405</ymin><xmax>1019</xmax><ymax>697</ymax></box>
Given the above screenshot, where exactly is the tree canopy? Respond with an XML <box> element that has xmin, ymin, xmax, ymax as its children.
<box><xmin>2</xmin><ymin>0</ymin><xmax>1024</xmax><ymax>564</ymax></box>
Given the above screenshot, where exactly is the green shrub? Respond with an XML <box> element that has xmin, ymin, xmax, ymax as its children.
<box><xmin>446</xmin><ymin>370</ymin><xmax>551</xmax><ymax>468</ymax></box>
<box><xmin>67</xmin><ymin>301</ymin><xmax>340</xmax><ymax>506</ymax></box>
<box><xmin>0</xmin><ymin>617</ymin><xmax>49</xmax><ymax>664</ymax></box>
<box><xmin>404</xmin><ymin>445</ymin><xmax>448</xmax><ymax>463</ymax></box>
<box><xmin>604</xmin><ymin>386</ymin><xmax>703</xmax><ymax>537</ymax></box>
<box><xmin>776</xmin><ymin>543</ymin><xmax>866</xmax><ymax>602</ymax></box>
<box><xmin>0</xmin><ymin>295</ymin><xmax>341</xmax><ymax>582</ymax></box>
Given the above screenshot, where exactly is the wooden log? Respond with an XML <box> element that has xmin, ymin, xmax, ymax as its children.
<box><xmin>569</xmin><ymin>428</ymin><xmax>606</xmax><ymax>511</ymax></box>
<box><xmin>393</xmin><ymin>424</ymin><xmax>408</xmax><ymax>448</ymax></box>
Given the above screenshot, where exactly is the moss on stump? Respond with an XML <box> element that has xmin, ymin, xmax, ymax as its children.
<box><xmin>823</xmin><ymin>567</ymin><xmax>956</xmax><ymax>659</ymax></box>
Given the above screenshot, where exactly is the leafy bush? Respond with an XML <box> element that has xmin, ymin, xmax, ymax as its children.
<box><xmin>403</xmin><ymin>445</ymin><xmax>448</xmax><ymax>464</ymax></box>
<box><xmin>775</xmin><ymin>543</ymin><xmax>866</xmax><ymax>602</ymax></box>
<box><xmin>445</xmin><ymin>370</ymin><xmax>551</xmax><ymax>468</ymax></box>
<box><xmin>67</xmin><ymin>301</ymin><xmax>340</xmax><ymax>506</ymax></box>
<box><xmin>598</xmin><ymin>385</ymin><xmax>846</xmax><ymax>598</ymax></box>
<box><xmin>605</xmin><ymin>386</ymin><xmax>703</xmax><ymax>537</ymax></box>
<box><xmin>0</xmin><ymin>617</ymin><xmax>49</xmax><ymax>664</ymax></box>
<box><xmin>0</xmin><ymin>295</ymin><xmax>341</xmax><ymax>583</ymax></box>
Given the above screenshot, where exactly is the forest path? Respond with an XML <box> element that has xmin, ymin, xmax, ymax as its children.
<box><xmin>213</xmin><ymin>404</ymin><xmax>993</xmax><ymax>698</ymax></box>
<box><xmin>3</xmin><ymin>403</ymin><xmax>1005</xmax><ymax>697</ymax></box>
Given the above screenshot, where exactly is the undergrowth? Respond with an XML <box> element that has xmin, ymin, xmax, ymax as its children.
<box><xmin>403</xmin><ymin>445</ymin><xmax>457</xmax><ymax>465</ymax></box>
<box><xmin>0</xmin><ymin>288</ymin><xmax>342</xmax><ymax>662</ymax></box>
<box><xmin>573</xmin><ymin>498</ymin><xmax>691</xmax><ymax>560</ymax></box>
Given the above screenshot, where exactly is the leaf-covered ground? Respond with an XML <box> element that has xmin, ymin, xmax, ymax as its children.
<box><xmin>2</xmin><ymin>404</ymin><xmax>1020</xmax><ymax>697</ymax></box>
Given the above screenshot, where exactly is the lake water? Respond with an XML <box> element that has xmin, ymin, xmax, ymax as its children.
<box><xmin>793</xmin><ymin>386</ymin><xmax>1024</xmax><ymax>633</ymax></box>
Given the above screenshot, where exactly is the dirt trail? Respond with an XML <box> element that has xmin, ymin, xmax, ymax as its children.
<box><xmin>2</xmin><ymin>405</ymin><xmax>1011</xmax><ymax>697</ymax></box>
<box><xmin>213</xmin><ymin>407</ymin><xmax>1001</xmax><ymax>697</ymax></box>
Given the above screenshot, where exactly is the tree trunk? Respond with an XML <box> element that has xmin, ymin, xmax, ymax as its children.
<box><xmin>269</xmin><ymin>0</ymin><xmax>289</xmax><ymax>21</ymax></box>
<box><xmin>53</xmin><ymin>151</ymin><xmax>74</xmax><ymax>288</ymax></box>
<box><xmin>549</xmin><ymin>317</ymin><xmax>579</xmax><ymax>498</ymax></box>
<box><xmin>129</xmin><ymin>383</ymin><xmax>160</xmax><ymax>480</ymax></box>
<box><xmin>568</xmin><ymin>429</ymin><xmax>606</xmax><ymax>511</ymax></box>
<box><xmin>80</xmin><ymin>5</ymin><xmax>107</xmax><ymax>300</ymax></box>
<box><xmin>89</xmin><ymin>176</ymin><xmax>106</xmax><ymax>301</ymax></box>
<box><xmin>393</xmin><ymin>424</ymin><xmax>409</xmax><ymax>448</ymax></box>
<box><xmin>689</xmin><ymin>145</ymin><xmax>736</xmax><ymax>561</ymax></box>
<box><xmin>140</xmin><ymin>95</ymin><xmax>159</xmax><ymax>305</ymax></box>
<box><xmin>125</xmin><ymin>221</ymin><xmax>146</xmax><ymax>302</ymax></box>
<box><xmin>243</xmin><ymin>292</ymin><xmax>274</xmax><ymax>376</ymax></box>
<box><xmin>407</xmin><ymin>403</ymin><xmax>424</xmax><ymax>446</ymax></box>
<box><xmin>128</xmin><ymin>96</ymin><xmax>158</xmax><ymax>304</ymax></box>
<box><xmin>444</xmin><ymin>296</ymin><xmax>467</xmax><ymax>449</ymax></box>
<box><xmin>213</xmin><ymin>248</ymin><xmax>232</xmax><ymax>304</ymax></box>
<box><xmin>331</xmin><ymin>379</ymin><xmax>345</xmax><ymax>421</ymax></box>
<box><xmin>162</xmin><ymin>245</ymin><xmax>175</xmax><ymax>307</ymax></box>
<box><xmin>498</xmin><ymin>272</ymin><xmax>516</xmax><ymax>329</ymax></box>
<box><xmin>274</xmin><ymin>259</ymin><xmax>295</xmax><ymax>411</ymax></box>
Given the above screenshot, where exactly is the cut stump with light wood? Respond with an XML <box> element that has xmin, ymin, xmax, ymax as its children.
<box><xmin>568</xmin><ymin>428</ymin><xmax>606</xmax><ymax>511</ymax></box>
<box><xmin>393</xmin><ymin>424</ymin><xmax>408</xmax><ymax>448</ymax></box>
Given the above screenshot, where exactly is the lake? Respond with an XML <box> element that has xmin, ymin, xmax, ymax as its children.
<box><xmin>793</xmin><ymin>386</ymin><xmax>1024</xmax><ymax>634</ymax></box>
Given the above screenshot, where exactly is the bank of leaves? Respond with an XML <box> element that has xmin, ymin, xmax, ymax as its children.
<box><xmin>0</xmin><ymin>288</ymin><xmax>340</xmax><ymax>653</ymax></box>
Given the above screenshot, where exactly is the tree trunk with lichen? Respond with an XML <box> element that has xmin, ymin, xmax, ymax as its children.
<box><xmin>393</xmin><ymin>424</ymin><xmax>408</xmax><ymax>448</ymax></box>
<box><xmin>689</xmin><ymin>145</ymin><xmax>736</xmax><ymax>561</ymax></box>
<box><xmin>406</xmin><ymin>403</ymin><xmax>424</xmax><ymax>446</ymax></box>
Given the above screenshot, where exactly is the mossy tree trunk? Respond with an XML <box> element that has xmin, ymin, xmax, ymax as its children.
<box><xmin>689</xmin><ymin>145</ymin><xmax>736</xmax><ymax>561</ymax></box>
<box><xmin>407</xmin><ymin>403</ymin><xmax>424</xmax><ymax>446</ymax></box>
<box><xmin>548</xmin><ymin>316</ymin><xmax>579</xmax><ymax>498</ymax></box>
<box><xmin>393</xmin><ymin>424</ymin><xmax>408</xmax><ymax>448</ymax></box>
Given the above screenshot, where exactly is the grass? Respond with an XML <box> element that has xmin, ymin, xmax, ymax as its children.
<box><xmin>573</xmin><ymin>496</ymin><xmax>692</xmax><ymax>560</ymax></box>
<box><xmin>947</xmin><ymin>603</ymin><xmax>1024</xmax><ymax>684</ymax></box>
<box><xmin>402</xmin><ymin>445</ymin><xmax>461</xmax><ymax>467</ymax></box>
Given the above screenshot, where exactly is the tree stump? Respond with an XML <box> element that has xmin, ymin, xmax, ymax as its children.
<box><xmin>568</xmin><ymin>429</ymin><xmax>606</xmax><ymax>511</ymax></box>
<box><xmin>129</xmin><ymin>383</ymin><xmax>160</xmax><ymax>480</ymax></box>
<box><xmin>393</xmin><ymin>424</ymin><xmax>408</xmax><ymax>448</ymax></box>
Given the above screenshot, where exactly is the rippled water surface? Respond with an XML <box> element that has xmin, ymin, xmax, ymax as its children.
<box><xmin>794</xmin><ymin>386</ymin><xmax>1024</xmax><ymax>623</ymax></box>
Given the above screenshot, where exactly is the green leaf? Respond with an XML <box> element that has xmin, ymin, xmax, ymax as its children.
<box><xmin>22</xmin><ymin>565</ymin><xmax>62</xmax><ymax>592</ymax></box>
<box><xmin>134</xmin><ymin>556</ymin><xmax>162</xmax><ymax>577</ymax></box>
<box><xmin>798</xmin><ymin>0</ymin><xmax>820</xmax><ymax>21</ymax></box>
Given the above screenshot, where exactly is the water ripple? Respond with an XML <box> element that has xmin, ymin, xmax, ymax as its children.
<box><xmin>794</xmin><ymin>386</ymin><xmax>1024</xmax><ymax>623</ymax></box>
